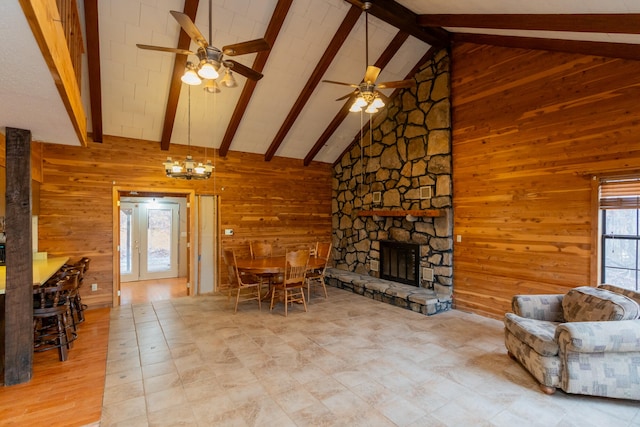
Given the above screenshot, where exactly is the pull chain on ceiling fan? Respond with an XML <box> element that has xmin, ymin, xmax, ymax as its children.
<box><xmin>137</xmin><ymin>0</ymin><xmax>271</xmax><ymax>92</ymax></box>
<box><xmin>323</xmin><ymin>1</ymin><xmax>415</xmax><ymax>113</ymax></box>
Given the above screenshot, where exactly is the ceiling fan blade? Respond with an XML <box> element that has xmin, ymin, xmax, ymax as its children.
<box><xmin>226</xmin><ymin>60</ymin><xmax>263</xmax><ymax>81</ymax></box>
<box><xmin>222</xmin><ymin>38</ymin><xmax>271</xmax><ymax>56</ymax></box>
<box><xmin>170</xmin><ymin>10</ymin><xmax>209</xmax><ymax>48</ymax></box>
<box><xmin>364</xmin><ymin>65</ymin><xmax>381</xmax><ymax>84</ymax></box>
<box><xmin>322</xmin><ymin>80</ymin><xmax>358</xmax><ymax>88</ymax></box>
<box><xmin>336</xmin><ymin>91</ymin><xmax>357</xmax><ymax>101</ymax></box>
<box><xmin>136</xmin><ymin>44</ymin><xmax>194</xmax><ymax>55</ymax></box>
<box><xmin>376</xmin><ymin>79</ymin><xmax>416</xmax><ymax>89</ymax></box>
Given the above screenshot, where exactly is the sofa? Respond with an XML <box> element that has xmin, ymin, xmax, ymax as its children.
<box><xmin>504</xmin><ymin>284</ymin><xmax>640</xmax><ymax>400</ymax></box>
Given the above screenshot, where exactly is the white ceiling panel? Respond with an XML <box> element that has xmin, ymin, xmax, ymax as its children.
<box><xmin>2</xmin><ymin>0</ymin><xmax>639</xmax><ymax>162</ymax></box>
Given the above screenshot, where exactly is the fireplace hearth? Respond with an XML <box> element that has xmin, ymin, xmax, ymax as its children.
<box><xmin>380</xmin><ymin>241</ymin><xmax>420</xmax><ymax>286</ymax></box>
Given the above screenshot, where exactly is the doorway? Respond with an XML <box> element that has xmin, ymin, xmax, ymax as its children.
<box><xmin>120</xmin><ymin>200</ymin><xmax>180</xmax><ymax>282</ymax></box>
<box><xmin>112</xmin><ymin>188</ymin><xmax>219</xmax><ymax>306</ymax></box>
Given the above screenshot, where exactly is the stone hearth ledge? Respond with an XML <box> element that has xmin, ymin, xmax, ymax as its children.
<box><xmin>325</xmin><ymin>268</ymin><xmax>452</xmax><ymax>316</ymax></box>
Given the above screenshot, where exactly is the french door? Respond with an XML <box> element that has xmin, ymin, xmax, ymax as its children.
<box><xmin>120</xmin><ymin>201</ymin><xmax>180</xmax><ymax>282</ymax></box>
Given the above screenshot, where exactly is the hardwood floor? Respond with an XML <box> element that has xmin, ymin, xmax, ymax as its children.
<box><xmin>120</xmin><ymin>277</ymin><xmax>188</xmax><ymax>305</ymax></box>
<box><xmin>0</xmin><ymin>307</ymin><xmax>110</xmax><ymax>427</ymax></box>
<box><xmin>0</xmin><ymin>277</ymin><xmax>187</xmax><ymax>426</ymax></box>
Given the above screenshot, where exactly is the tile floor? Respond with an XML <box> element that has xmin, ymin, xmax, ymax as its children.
<box><xmin>101</xmin><ymin>287</ymin><xmax>640</xmax><ymax>426</ymax></box>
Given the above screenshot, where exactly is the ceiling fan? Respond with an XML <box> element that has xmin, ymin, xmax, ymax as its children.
<box><xmin>323</xmin><ymin>2</ymin><xmax>415</xmax><ymax>113</ymax></box>
<box><xmin>137</xmin><ymin>1</ymin><xmax>270</xmax><ymax>91</ymax></box>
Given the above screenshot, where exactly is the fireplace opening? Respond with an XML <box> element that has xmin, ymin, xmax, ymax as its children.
<box><xmin>380</xmin><ymin>241</ymin><xmax>420</xmax><ymax>286</ymax></box>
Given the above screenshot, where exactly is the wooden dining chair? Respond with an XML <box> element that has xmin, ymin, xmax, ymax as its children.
<box><xmin>222</xmin><ymin>248</ymin><xmax>237</xmax><ymax>303</ymax></box>
<box><xmin>307</xmin><ymin>243</ymin><xmax>332</xmax><ymax>301</ymax></box>
<box><xmin>226</xmin><ymin>248</ymin><xmax>262</xmax><ymax>313</ymax></box>
<box><xmin>250</xmin><ymin>241</ymin><xmax>273</xmax><ymax>259</ymax></box>
<box><xmin>315</xmin><ymin>242</ymin><xmax>332</xmax><ymax>259</ymax></box>
<box><xmin>270</xmin><ymin>249</ymin><xmax>310</xmax><ymax>316</ymax></box>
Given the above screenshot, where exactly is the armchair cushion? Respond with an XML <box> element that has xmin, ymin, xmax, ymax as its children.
<box><xmin>556</xmin><ymin>320</ymin><xmax>640</xmax><ymax>353</ymax></box>
<box><xmin>562</xmin><ymin>286</ymin><xmax>639</xmax><ymax>322</ymax></box>
<box><xmin>598</xmin><ymin>283</ymin><xmax>640</xmax><ymax>306</ymax></box>
<box><xmin>504</xmin><ymin>313</ymin><xmax>559</xmax><ymax>356</ymax></box>
<box><xmin>511</xmin><ymin>294</ymin><xmax>565</xmax><ymax>322</ymax></box>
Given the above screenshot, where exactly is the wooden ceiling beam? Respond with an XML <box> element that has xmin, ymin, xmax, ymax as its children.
<box><xmin>418</xmin><ymin>14</ymin><xmax>640</xmax><ymax>34</ymax></box>
<box><xmin>159</xmin><ymin>0</ymin><xmax>199</xmax><ymax>151</ymax></box>
<box><xmin>334</xmin><ymin>47</ymin><xmax>437</xmax><ymax>167</ymax></box>
<box><xmin>19</xmin><ymin>0</ymin><xmax>87</xmax><ymax>147</ymax></box>
<box><xmin>218</xmin><ymin>0</ymin><xmax>293</xmax><ymax>157</ymax></box>
<box><xmin>343</xmin><ymin>0</ymin><xmax>449</xmax><ymax>47</ymax></box>
<box><xmin>303</xmin><ymin>30</ymin><xmax>409</xmax><ymax>166</ymax></box>
<box><xmin>264</xmin><ymin>5</ymin><xmax>362</xmax><ymax>161</ymax></box>
<box><xmin>453</xmin><ymin>33</ymin><xmax>640</xmax><ymax>62</ymax></box>
<box><xmin>84</xmin><ymin>0</ymin><xmax>102</xmax><ymax>143</ymax></box>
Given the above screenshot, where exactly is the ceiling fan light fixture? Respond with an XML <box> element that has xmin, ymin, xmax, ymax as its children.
<box><xmin>354</xmin><ymin>96</ymin><xmax>367</xmax><ymax>108</ymax></box>
<box><xmin>204</xmin><ymin>79</ymin><xmax>220</xmax><ymax>93</ymax></box>
<box><xmin>181</xmin><ymin>62</ymin><xmax>202</xmax><ymax>85</ymax></box>
<box><xmin>349</xmin><ymin>103</ymin><xmax>363</xmax><ymax>113</ymax></box>
<box><xmin>220</xmin><ymin>69</ymin><xmax>237</xmax><ymax>88</ymax></box>
<box><xmin>197</xmin><ymin>60</ymin><xmax>219</xmax><ymax>79</ymax></box>
<box><xmin>365</xmin><ymin>104</ymin><xmax>378</xmax><ymax>114</ymax></box>
<box><xmin>371</xmin><ymin>96</ymin><xmax>385</xmax><ymax>109</ymax></box>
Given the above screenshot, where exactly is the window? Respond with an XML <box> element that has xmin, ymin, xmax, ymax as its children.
<box><xmin>599</xmin><ymin>178</ymin><xmax>640</xmax><ymax>291</ymax></box>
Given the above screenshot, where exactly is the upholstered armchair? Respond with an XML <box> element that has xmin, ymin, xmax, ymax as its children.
<box><xmin>504</xmin><ymin>284</ymin><xmax>640</xmax><ymax>400</ymax></box>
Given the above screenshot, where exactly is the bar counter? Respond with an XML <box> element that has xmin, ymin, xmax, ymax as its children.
<box><xmin>0</xmin><ymin>256</ymin><xmax>69</xmax><ymax>294</ymax></box>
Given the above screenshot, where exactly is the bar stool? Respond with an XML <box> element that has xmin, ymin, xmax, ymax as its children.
<box><xmin>33</xmin><ymin>273</ymin><xmax>78</xmax><ymax>361</ymax></box>
<box><xmin>59</xmin><ymin>257</ymin><xmax>90</xmax><ymax>324</ymax></box>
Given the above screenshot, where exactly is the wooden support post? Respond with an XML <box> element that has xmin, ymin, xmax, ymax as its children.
<box><xmin>3</xmin><ymin>127</ymin><xmax>33</xmax><ymax>386</ymax></box>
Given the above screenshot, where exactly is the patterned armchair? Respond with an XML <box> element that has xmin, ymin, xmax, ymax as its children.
<box><xmin>504</xmin><ymin>284</ymin><xmax>640</xmax><ymax>400</ymax></box>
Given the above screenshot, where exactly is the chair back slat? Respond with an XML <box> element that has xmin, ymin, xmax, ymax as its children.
<box><xmin>284</xmin><ymin>249</ymin><xmax>310</xmax><ymax>285</ymax></box>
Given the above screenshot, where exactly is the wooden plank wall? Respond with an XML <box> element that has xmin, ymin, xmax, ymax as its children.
<box><xmin>450</xmin><ymin>43</ymin><xmax>640</xmax><ymax>319</ymax></box>
<box><xmin>38</xmin><ymin>135</ymin><xmax>332</xmax><ymax>308</ymax></box>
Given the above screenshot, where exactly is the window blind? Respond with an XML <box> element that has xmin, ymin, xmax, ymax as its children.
<box><xmin>600</xmin><ymin>178</ymin><xmax>640</xmax><ymax>209</ymax></box>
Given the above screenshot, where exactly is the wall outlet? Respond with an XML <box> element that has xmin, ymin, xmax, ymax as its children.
<box><xmin>224</xmin><ymin>229</ymin><xmax>234</xmax><ymax>236</ymax></box>
<box><xmin>91</xmin><ymin>283</ymin><xmax>98</xmax><ymax>291</ymax></box>
<box><xmin>370</xmin><ymin>260</ymin><xmax>379</xmax><ymax>272</ymax></box>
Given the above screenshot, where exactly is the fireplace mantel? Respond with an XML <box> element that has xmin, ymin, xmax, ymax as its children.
<box><xmin>358</xmin><ymin>209</ymin><xmax>444</xmax><ymax>220</ymax></box>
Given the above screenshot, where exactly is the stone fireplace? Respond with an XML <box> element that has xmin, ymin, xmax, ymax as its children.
<box><xmin>331</xmin><ymin>49</ymin><xmax>453</xmax><ymax>302</ymax></box>
<box><xmin>380</xmin><ymin>240</ymin><xmax>420</xmax><ymax>286</ymax></box>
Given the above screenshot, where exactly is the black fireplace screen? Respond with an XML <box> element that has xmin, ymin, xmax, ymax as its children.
<box><xmin>380</xmin><ymin>241</ymin><xmax>420</xmax><ymax>286</ymax></box>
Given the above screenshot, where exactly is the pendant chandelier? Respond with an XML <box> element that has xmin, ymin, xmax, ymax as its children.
<box><xmin>163</xmin><ymin>86</ymin><xmax>213</xmax><ymax>180</ymax></box>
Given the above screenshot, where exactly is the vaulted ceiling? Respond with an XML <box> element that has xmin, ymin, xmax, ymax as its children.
<box><xmin>2</xmin><ymin>0</ymin><xmax>640</xmax><ymax>165</ymax></box>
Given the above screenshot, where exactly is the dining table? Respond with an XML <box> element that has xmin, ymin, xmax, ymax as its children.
<box><xmin>234</xmin><ymin>255</ymin><xmax>326</xmax><ymax>301</ymax></box>
<box><xmin>234</xmin><ymin>255</ymin><xmax>326</xmax><ymax>275</ymax></box>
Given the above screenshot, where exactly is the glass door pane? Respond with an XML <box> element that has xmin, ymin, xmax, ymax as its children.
<box><xmin>120</xmin><ymin>202</ymin><xmax>139</xmax><ymax>282</ymax></box>
<box><xmin>139</xmin><ymin>203</ymin><xmax>179</xmax><ymax>280</ymax></box>
<box><xmin>147</xmin><ymin>207</ymin><xmax>172</xmax><ymax>272</ymax></box>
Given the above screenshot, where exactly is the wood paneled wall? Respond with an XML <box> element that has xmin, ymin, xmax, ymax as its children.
<box><xmin>451</xmin><ymin>43</ymin><xmax>640</xmax><ymax>318</ymax></box>
<box><xmin>38</xmin><ymin>135</ymin><xmax>332</xmax><ymax>308</ymax></box>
